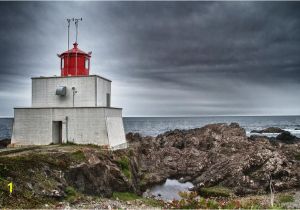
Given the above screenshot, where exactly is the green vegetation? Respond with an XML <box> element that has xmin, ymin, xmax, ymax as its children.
<box><xmin>295</xmin><ymin>152</ymin><xmax>300</xmax><ymax>160</ymax></box>
<box><xmin>140</xmin><ymin>197</ymin><xmax>164</xmax><ymax>207</ymax></box>
<box><xmin>112</xmin><ymin>192</ymin><xmax>140</xmax><ymax>201</ymax></box>
<box><xmin>112</xmin><ymin>192</ymin><xmax>163</xmax><ymax>207</ymax></box>
<box><xmin>65</xmin><ymin>186</ymin><xmax>82</xmax><ymax>203</ymax></box>
<box><xmin>278</xmin><ymin>194</ymin><xmax>294</xmax><ymax>203</ymax></box>
<box><xmin>199</xmin><ymin>186</ymin><xmax>233</xmax><ymax>197</ymax></box>
<box><xmin>116</xmin><ymin>156</ymin><xmax>131</xmax><ymax>179</ymax></box>
<box><xmin>70</xmin><ymin>150</ymin><xmax>86</xmax><ymax>161</ymax></box>
<box><xmin>167</xmin><ymin>191</ymin><xmax>277</xmax><ymax>209</ymax></box>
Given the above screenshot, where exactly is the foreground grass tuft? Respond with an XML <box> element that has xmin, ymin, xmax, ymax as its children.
<box><xmin>199</xmin><ymin>186</ymin><xmax>233</xmax><ymax>197</ymax></box>
<box><xmin>112</xmin><ymin>192</ymin><xmax>140</xmax><ymax>201</ymax></box>
<box><xmin>278</xmin><ymin>194</ymin><xmax>294</xmax><ymax>203</ymax></box>
<box><xmin>70</xmin><ymin>150</ymin><xmax>86</xmax><ymax>161</ymax></box>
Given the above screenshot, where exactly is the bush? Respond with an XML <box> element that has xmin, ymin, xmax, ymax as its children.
<box><xmin>116</xmin><ymin>156</ymin><xmax>131</xmax><ymax>179</ymax></box>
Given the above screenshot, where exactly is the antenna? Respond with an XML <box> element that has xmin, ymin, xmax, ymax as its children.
<box><xmin>74</xmin><ymin>18</ymin><xmax>83</xmax><ymax>43</ymax></box>
<box><xmin>67</xmin><ymin>18</ymin><xmax>71</xmax><ymax>51</ymax></box>
<box><xmin>74</xmin><ymin>18</ymin><xmax>82</xmax><ymax>76</ymax></box>
<box><xmin>66</xmin><ymin>18</ymin><xmax>72</xmax><ymax>76</ymax></box>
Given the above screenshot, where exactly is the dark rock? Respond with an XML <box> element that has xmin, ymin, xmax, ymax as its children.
<box><xmin>65</xmin><ymin>161</ymin><xmax>133</xmax><ymax>197</ymax></box>
<box><xmin>251</xmin><ymin>127</ymin><xmax>285</xmax><ymax>134</ymax></box>
<box><xmin>0</xmin><ymin>138</ymin><xmax>11</xmax><ymax>148</ymax></box>
<box><xmin>276</xmin><ymin>131</ymin><xmax>297</xmax><ymax>143</ymax></box>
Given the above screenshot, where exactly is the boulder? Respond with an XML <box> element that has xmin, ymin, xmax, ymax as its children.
<box><xmin>276</xmin><ymin>131</ymin><xmax>297</xmax><ymax>143</ymax></box>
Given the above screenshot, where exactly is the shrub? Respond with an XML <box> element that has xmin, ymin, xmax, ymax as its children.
<box><xmin>116</xmin><ymin>156</ymin><xmax>131</xmax><ymax>179</ymax></box>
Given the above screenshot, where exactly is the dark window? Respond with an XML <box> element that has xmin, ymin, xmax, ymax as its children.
<box><xmin>61</xmin><ymin>58</ymin><xmax>64</xmax><ymax>69</ymax></box>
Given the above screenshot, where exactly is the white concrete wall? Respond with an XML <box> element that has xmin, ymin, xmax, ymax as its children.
<box><xmin>11</xmin><ymin>107</ymin><xmax>126</xmax><ymax>148</ymax></box>
<box><xmin>11</xmin><ymin>108</ymin><xmax>53</xmax><ymax>145</ymax></box>
<box><xmin>96</xmin><ymin>77</ymin><xmax>111</xmax><ymax>107</ymax></box>
<box><xmin>32</xmin><ymin>76</ymin><xmax>111</xmax><ymax>108</ymax></box>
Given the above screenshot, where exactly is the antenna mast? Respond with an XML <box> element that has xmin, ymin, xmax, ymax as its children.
<box><xmin>74</xmin><ymin>18</ymin><xmax>82</xmax><ymax>75</ymax></box>
<box><xmin>66</xmin><ymin>18</ymin><xmax>71</xmax><ymax>75</ymax></box>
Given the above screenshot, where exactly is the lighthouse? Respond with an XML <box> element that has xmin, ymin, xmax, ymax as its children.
<box><xmin>11</xmin><ymin>20</ymin><xmax>127</xmax><ymax>150</ymax></box>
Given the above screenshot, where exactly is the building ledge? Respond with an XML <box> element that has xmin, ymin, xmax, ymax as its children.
<box><xmin>31</xmin><ymin>75</ymin><xmax>112</xmax><ymax>82</ymax></box>
<box><xmin>14</xmin><ymin>106</ymin><xmax>122</xmax><ymax>110</ymax></box>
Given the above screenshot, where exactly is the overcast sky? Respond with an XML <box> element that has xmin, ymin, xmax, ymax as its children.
<box><xmin>0</xmin><ymin>2</ymin><xmax>300</xmax><ymax>117</ymax></box>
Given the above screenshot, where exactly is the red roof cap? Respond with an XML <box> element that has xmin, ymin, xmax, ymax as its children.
<box><xmin>59</xmin><ymin>43</ymin><xmax>90</xmax><ymax>57</ymax></box>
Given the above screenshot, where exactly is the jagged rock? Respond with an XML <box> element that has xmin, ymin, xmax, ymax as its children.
<box><xmin>130</xmin><ymin>123</ymin><xmax>300</xmax><ymax>195</ymax></box>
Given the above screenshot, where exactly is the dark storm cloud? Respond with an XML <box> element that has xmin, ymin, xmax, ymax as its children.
<box><xmin>0</xmin><ymin>2</ymin><xmax>300</xmax><ymax>116</ymax></box>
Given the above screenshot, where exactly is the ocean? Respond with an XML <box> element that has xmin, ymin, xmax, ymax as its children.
<box><xmin>1</xmin><ymin>116</ymin><xmax>300</xmax><ymax>141</ymax></box>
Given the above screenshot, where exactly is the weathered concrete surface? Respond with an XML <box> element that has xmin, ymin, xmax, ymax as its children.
<box><xmin>32</xmin><ymin>76</ymin><xmax>111</xmax><ymax>108</ymax></box>
<box><xmin>11</xmin><ymin>107</ymin><xmax>126</xmax><ymax>148</ymax></box>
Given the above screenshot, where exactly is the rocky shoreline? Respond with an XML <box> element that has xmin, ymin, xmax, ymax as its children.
<box><xmin>0</xmin><ymin>123</ymin><xmax>299</xmax><ymax>208</ymax></box>
<box><xmin>128</xmin><ymin>123</ymin><xmax>300</xmax><ymax>196</ymax></box>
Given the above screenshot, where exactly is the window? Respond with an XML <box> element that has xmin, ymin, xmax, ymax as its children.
<box><xmin>85</xmin><ymin>58</ymin><xmax>89</xmax><ymax>69</ymax></box>
<box><xmin>61</xmin><ymin>58</ymin><xmax>64</xmax><ymax>69</ymax></box>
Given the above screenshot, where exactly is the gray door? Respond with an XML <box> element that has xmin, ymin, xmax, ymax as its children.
<box><xmin>106</xmin><ymin>93</ymin><xmax>111</xmax><ymax>107</ymax></box>
<box><xmin>52</xmin><ymin>121</ymin><xmax>62</xmax><ymax>144</ymax></box>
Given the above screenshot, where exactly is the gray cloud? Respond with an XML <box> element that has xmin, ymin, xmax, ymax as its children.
<box><xmin>0</xmin><ymin>2</ymin><xmax>300</xmax><ymax>116</ymax></box>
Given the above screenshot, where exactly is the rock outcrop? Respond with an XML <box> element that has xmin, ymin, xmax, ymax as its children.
<box><xmin>129</xmin><ymin>123</ymin><xmax>300</xmax><ymax>196</ymax></box>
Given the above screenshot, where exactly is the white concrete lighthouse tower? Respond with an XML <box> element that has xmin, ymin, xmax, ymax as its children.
<box><xmin>11</xmin><ymin>20</ymin><xmax>127</xmax><ymax>150</ymax></box>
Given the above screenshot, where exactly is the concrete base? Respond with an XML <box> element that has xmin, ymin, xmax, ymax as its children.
<box><xmin>11</xmin><ymin>107</ymin><xmax>127</xmax><ymax>149</ymax></box>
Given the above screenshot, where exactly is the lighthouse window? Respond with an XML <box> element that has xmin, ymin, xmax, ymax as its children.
<box><xmin>85</xmin><ymin>58</ymin><xmax>89</xmax><ymax>69</ymax></box>
<box><xmin>61</xmin><ymin>58</ymin><xmax>64</xmax><ymax>69</ymax></box>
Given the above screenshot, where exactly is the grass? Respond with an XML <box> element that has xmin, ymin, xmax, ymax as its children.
<box><xmin>65</xmin><ymin>186</ymin><xmax>82</xmax><ymax>203</ymax></box>
<box><xmin>112</xmin><ymin>192</ymin><xmax>140</xmax><ymax>201</ymax></box>
<box><xmin>278</xmin><ymin>194</ymin><xmax>294</xmax><ymax>203</ymax></box>
<box><xmin>112</xmin><ymin>192</ymin><xmax>163</xmax><ymax>207</ymax></box>
<box><xmin>295</xmin><ymin>152</ymin><xmax>300</xmax><ymax>160</ymax></box>
<box><xmin>116</xmin><ymin>156</ymin><xmax>131</xmax><ymax>179</ymax></box>
<box><xmin>199</xmin><ymin>186</ymin><xmax>233</xmax><ymax>197</ymax></box>
<box><xmin>70</xmin><ymin>150</ymin><xmax>86</xmax><ymax>161</ymax></box>
<box><xmin>140</xmin><ymin>197</ymin><xmax>164</xmax><ymax>207</ymax></box>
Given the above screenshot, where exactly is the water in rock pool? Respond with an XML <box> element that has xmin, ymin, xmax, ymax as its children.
<box><xmin>144</xmin><ymin>179</ymin><xmax>194</xmax><ymax>201</ymax></box>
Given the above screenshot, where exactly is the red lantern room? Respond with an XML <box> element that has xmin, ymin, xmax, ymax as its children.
<box><xmin>58</xmin><ymin>42</ymin><xmax>92</xmax><ymax>76</ymax></box>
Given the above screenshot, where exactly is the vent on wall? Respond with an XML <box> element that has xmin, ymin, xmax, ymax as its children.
<box><xmin>56</xmin><ymin>86</ymin><xmax>66</xmax><ymax>96</ymax></box>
